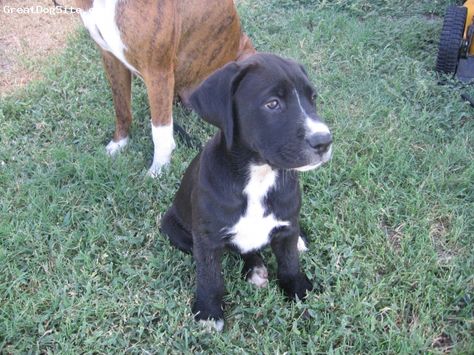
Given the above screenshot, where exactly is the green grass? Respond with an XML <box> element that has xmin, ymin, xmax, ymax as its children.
<box><xmin>1</xmin><ymin>0</ymin><xmax>473</xmax><ymax>353</ymax></box>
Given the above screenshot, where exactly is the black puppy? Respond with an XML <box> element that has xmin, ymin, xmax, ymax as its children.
<box><xmin>161</xmin><ymin>53</ymin><xmax>332</xmax><ymax>331</ymax></box>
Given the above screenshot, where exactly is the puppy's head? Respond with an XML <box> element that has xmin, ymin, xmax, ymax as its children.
<box><xmin>190</xmin><ymin>53</ymin><xmax>332</xmax><ymax>171</ymax></box>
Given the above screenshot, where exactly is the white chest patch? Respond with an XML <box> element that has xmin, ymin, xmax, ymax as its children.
<box><xmin>228</xmin><ymin>164</ymin><xmax>290</xmax><ymax>254</ymax></box>
<box><xmin>80</xmin><ymin>0</ymin><xmax>139</xmax><ymax>74</ymax></box>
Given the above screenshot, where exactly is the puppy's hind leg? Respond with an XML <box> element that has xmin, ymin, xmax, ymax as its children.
<box><xmin>242</xmin><ymin>252</ymin><xmax>268</xmax><ymax>288</ymax></box>
<box><xmin>160</xmin><ymin>207</ymin><xmax>193</xmax><ymax>254</ymax></box>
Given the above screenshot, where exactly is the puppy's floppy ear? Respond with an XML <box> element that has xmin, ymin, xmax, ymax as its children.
<box><xmin>189</xmin><ymin>61</ymin><xmax>253</xmax><ymax>150</ymax></box>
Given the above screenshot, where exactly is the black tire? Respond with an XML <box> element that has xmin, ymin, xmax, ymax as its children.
<box><xmin>436</xmin><ymin>6</ymin><xmax>467</xmax><ymax>74</ymax></box>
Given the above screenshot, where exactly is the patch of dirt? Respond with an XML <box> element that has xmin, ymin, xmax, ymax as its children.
<box><xmin>429</xmin><ymin>215</ymin><xmax>457</xmax><ymax>265</ymax></box>
<box><xmin>0</xmin><ymin>0</ymin><xmax>80</xmax><ymax>96</ymax></box>
<box><xmin>381</xmin><ymin>219</ymin><xmax>405</xmax><ymax>252</ymax></box>
<box><xmin>431</xmin><ymin>332</ymin><xmax>454</xmax><ymax>353</ymax></box>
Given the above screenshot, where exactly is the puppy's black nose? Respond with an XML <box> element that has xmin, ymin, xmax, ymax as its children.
<box><xmin>306</xmin><ymin>133</ymin><xmax>332</xmax><ymax>154</ymax></box>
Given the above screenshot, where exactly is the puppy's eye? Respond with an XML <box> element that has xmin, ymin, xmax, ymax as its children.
<box><xmin>265</xmin><ymin>99</ymin><xmax>280</xmax><ymax>110</ymax></box>
<box><xmin>311</xmin><ymin>93</ymin><xmax>317</xmax><ymax>101</ymax></box>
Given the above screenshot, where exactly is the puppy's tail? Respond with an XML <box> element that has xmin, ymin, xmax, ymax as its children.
<box><xmin>173</xmin><ymin>122</ymin><xmax>202</xmax><ymax>150</ymax></box>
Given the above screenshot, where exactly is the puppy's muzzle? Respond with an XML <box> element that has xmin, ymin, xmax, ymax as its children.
<box><xmin>306</xmin><ymin>132</ymin><xmax>332</xmax><ymax>155</ymax></box>
<box><xmin>295</xmin><ymin>127</ymin><xmax>332</xmax><ymax>172</ymax></box>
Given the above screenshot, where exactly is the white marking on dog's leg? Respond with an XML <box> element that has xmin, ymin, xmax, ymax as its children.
<box><xmin>297</xmin><ymin>236</ymin><xmax>309</xmax><ymax>252</ymax></box>
<box><xmin>105</xmin><ymin>136</ymin><xmax>129</xmax><ymax>156</ymax></box>
<box><xmin>199</xmin><ymin>319</ymin><xmax>224</xmax><ymax>332</ymax></box>
<box><xmin>247</xmin><ymin>265</ymin><xmax>269</xmax><ymax>288</ymax></box>
<box><xmin>147</xmin><ymin>122</ymin><xmax>176</xmax><ymax>178</ymax></box>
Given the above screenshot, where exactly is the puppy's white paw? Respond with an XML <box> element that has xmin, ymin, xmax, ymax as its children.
<box><xmin>297</xmin><ymin>236</ymin><xmax>308</xmax><ymax>252</ymax></box>
<box><xmin>199</xmin><ymin>319</ymin><xmax>224</xmax><ymax>332</ymax></box>
<box><xmin>106</xmin><ymin>137</ymin><xmax>129</xmax><ymax>156</ymax></box>
<box><xmin>247</xmin><ymin>265</ymin><xmax>269</xmax><ymax>288</ymax></box>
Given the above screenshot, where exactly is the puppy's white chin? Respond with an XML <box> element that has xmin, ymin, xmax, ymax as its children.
<box><xmin>294</xmin><ymin>161</ymin><xmax>323</xmax><ymax>172</ymax></box>
<box><xmin>295</xmin><ymin>145</ymin><xmax>332</xmax><ymax>172</ymax></box>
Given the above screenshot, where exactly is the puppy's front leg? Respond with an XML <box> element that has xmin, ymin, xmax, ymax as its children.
<box><xmin>271</xmin><ymin>229</ymin><xmax>313</xmax><ymax>300</ymax></box>
<box><xmin>192</xmin><ymin>241</ymin><xmax>225</xmax><ymax>331</ymax></box>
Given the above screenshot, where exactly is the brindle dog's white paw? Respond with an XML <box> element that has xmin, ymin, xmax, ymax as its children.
<box><xmin>199</xmin><ymin>319</ymin><xmax>224</xmax><ymax>332</ymax></box>
<box><xmin>147</xmin><ymin>161</ymin><xmax>167</xmax><ymax>178</ymax></box>
<box><xmin>247</xmin><ymin>265</ymin><xmax>269</xmax><ymax>288</ymax></box>
<box><xmin>106</xmin><ymin>137</ymin><xmax>129</xmax><ymax>156</ymax></box>
<box><xmin>147</xmin><ymin>124</ymin><xmax>176</xmax><ymax>178</ymax></box>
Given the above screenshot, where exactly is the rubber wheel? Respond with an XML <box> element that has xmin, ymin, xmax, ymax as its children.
<box><xmin>436</xmin><ymin>5</ymin><xmax>467</xmax><ymax>74</ymax></box>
